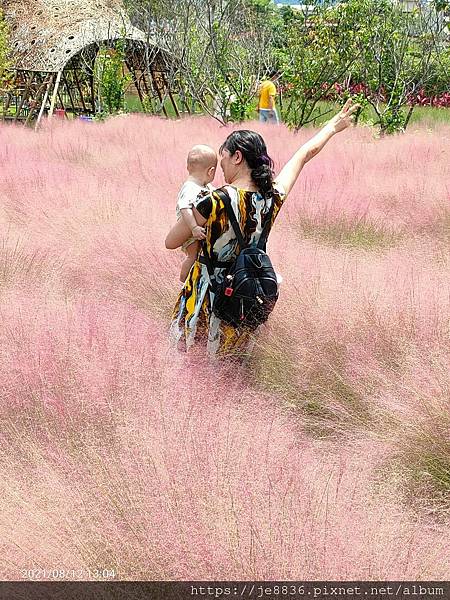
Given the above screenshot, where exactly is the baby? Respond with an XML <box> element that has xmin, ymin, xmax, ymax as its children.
<box><xmin>176</xmin><ymin>144</ymin><xmax>217</xmax><ymax>282</ymax></box>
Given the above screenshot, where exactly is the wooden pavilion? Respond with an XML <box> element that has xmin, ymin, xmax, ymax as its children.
<box><xmin>1</xmin><ymin>0</ymin><xmax>179</xmax><ymax>124</ymax></box>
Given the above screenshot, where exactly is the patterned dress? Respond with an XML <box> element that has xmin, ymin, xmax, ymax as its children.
<box><xmin>170</xmin><ymin>183</ymin><xmax>286</xmax><ymax>357</ymax></box>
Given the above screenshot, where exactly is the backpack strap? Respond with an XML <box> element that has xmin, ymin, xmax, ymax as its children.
<box><xmin>216</xmin><ymin>188</ymin><xmax>275</xmax><ymax>252</ymax></box>
<box><xmin>256</xmin><ymin>193</ymin><xmax>276</xmax><ymax>251</ymax></box>
<box><xmin>200</xmin><ymin>187</ymin><xmax>275</xmax><ymax>287</ymax></box>
<box><xmin>200</xmin><ymin>240</ymin><xmax>218</xmax><ymax>291</ymax></box>
<box><xmin>215</xmin><ymin>188</ymin><xmax>246</xmax><ymax>251</ymax></box>
<box><xmin>200</xmin><ymin>188</ymin><xmax>239</xmax><ymax>290</ymax></box>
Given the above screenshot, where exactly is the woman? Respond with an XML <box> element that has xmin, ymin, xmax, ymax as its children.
<box><xmin>166</xmin><ymin>99</ymin><xmax>360</xmax><ymax>358</ymax></box>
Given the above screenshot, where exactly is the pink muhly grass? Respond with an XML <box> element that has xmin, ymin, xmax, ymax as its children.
<box><xmin>373</xmin><ymin>344</ymin><xmax>450</xmax><ymax>519</ymax></box>
<box><xmin>253</xmin><ymin>236</ymin><xmax>449</xmax><ymax>414</ymax></box>
<box><xmin>0</xmin><ymin>296</ymin><xmax>448</xmax><ymax>579</ymax></box>
<box><xmin>281</xmin><ymin>124</ymin><xmax>450</xmax><ymax>241</ymax></box>
<box><xmin>0</xmin><ymin>117</ymin><xmax>449</xmax><ymax>579</ymax></box>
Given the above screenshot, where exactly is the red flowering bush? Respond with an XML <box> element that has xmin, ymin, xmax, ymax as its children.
<box><xmin>306</xmin><ymin>80</ymin><xmax>450</xmax><ymax>108</ymax></box>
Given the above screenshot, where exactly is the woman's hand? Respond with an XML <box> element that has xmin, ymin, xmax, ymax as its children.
<box><xmin>328</xmin><ymin>98</ymin><xmax>361</xmax><ymax>134</ymax></box>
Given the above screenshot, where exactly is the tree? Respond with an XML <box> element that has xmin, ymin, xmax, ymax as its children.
<box><xmin>124</xmin><ymin>0</ymin><xmax>449</xmax><ymax>132</ymax></box>
<box><xmin>95</xmin><ymin>39</ymin><xmax>132</xmax><ymax>115</ymax></box>
<box><xmin>277</xmin><ymin>1</ymin><xmax>369</xmax><ymax>129</ymax></box>
<box><xmin>125</xmin><ymin>0</ymin><xmax>280</xmax><ymax>123</ymax></box>
<box><xmin>278</xmin><ymin>0</ymin><xmax>450</xmax><ymax>134</ymax></box>
<box><xmin>350</xmin><ymin>0</ymin><xmax>450</xmax><ymax>133</ymax></box>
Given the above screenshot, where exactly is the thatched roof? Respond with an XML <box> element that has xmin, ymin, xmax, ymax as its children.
<box><xmin>3</xmin><ymin>0</ymin><xmax>153</xmax><ymax>72</ymax></box>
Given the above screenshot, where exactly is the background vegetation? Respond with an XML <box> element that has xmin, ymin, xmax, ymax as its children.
<box><xmin>1</xmin><ymin>1</ymin><xmax>449</xmax><ymax>132</ymax></box>
<box><xmin>0</xmin><ymin>8</ymin><xmax>11</xmax><ymax>94</ymax></box>
<box><xmin>122</xmin><ymin>0</ymin><xmax>450</xmax><ymax>133</ymax></box>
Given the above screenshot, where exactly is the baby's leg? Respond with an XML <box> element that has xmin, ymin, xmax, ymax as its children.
<box><xmin>180</xmin><ymin>241</ymin><xmax>200</xmax><ymax>282</ymax></box>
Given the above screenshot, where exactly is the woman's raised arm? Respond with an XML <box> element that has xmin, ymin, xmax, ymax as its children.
<box><xmin>275</xmin><ymin>99</ymin><xmax>360</xmax><ymax>197</ymax></box>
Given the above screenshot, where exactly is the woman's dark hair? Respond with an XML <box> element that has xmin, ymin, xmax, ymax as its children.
<box><xmin>219</xmin><ymin>130</ymin><xmax>274</xmax><ymax>198</ymax></box>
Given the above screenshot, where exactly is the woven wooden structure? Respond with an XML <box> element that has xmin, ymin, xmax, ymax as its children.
<box><xmin>2</xmin><ymin>0</ymin><xmax>179</xmax><ymax>124</ymax></box>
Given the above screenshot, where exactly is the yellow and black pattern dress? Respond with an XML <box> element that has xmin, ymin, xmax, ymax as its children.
<box><xmin>170</xmin><ymin>183</ymin><xmax>286</xmax><ymax>357</ymax></box>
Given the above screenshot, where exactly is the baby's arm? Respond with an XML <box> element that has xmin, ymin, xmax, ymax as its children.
<box><xmin>165</xmin><ymin>219</ymin><xmax>192</xmax><ymax>249</ymax></box>
<box><xmin>180</xmin><ymin>207</ymin><xmax>206</xmax><ymax>240</ymax></box>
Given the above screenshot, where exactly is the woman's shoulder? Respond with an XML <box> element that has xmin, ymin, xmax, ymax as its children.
<box><xmin>193</xmin><ymin>187</ymin><xmax>217</xmax><ymax>219</ymax></box>
<box><xmin>226</xmin><ymin>183</ymin><xmax>286</xmax><ymax>199</ymax></box>
<box><xmin>219</xmin><ymin>185</ymin><xmax>260</xmax><ymax>198</ymax></box>
<box><xmin>272</xmin><ymin>180</ymin><xmax>287</xmax><ymax>199</ymax></box>
<box><xmin>201</xmin><ymin>184</ymin><xmax>286</xmax><ymax>203</ymax></box>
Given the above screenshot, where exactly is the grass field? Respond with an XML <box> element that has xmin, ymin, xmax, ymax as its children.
<box><xmin>0</xmin><ymin>115</ymin><xmax>448</xmax><ymax>579</ymax></box>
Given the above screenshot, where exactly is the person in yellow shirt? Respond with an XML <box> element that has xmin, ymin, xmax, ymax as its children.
<box><xmin>257</xmin><ymin>71</ymin><xmax>280</xmax><ymax>124</ymax></box>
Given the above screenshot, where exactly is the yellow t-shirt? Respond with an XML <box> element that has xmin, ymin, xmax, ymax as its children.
<box><xmin>258</xmin><ymin>80</ymin><xmax>277</xmax><ymax>109</ymax></box>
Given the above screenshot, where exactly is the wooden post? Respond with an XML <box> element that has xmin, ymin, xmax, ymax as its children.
<box><xmin>56</xmin><ymin>86</ymin><xmax>66</xmax><ymax>112</ymax></box>
<box><xmin>14</xmin><ymin>72</ymin><xmax>35</xmax><ymax>121</ymax></box>
<box><xmin>126</xmin><ymin>59</ymin><xmax>145</xmax><ymax>110</ymax></box>
<box><xmin>141</xmin><ymin>69</ymin><xmax>151</xmax><ymax>97</ymax></box>
<box><xmin>139</xmin><ymin>71</ymin><xmax>152</xmax><ymax>111</ymax></box>
<box><xmin>164</xmin><ymin>75</ymin><xmax>180</xmax><ymax>118</ymax></box>
<box><xmin>72</xmin><ymin>68</ymin><xmax>88</xmax><ymax>112</ymax></box>
<box><xmin>89</xmin><ymin>73</ymin><xmax>96</xmax><ymax>113</ymax></box>
<box><xmin>48</xmin><ymin>70</ymin><xmax>62</xmax><ymax>118</ymax></box>
<box><xmin>25</xmin><ymin>74</ymin><xmax>53</xmax><ymax>125</ymax></box>
<box><xmin>149</xmin><ymin>68</ymin><xmax>168</xmax><ymax>118</ymax></box>
<box><xmin>134</xmin><ymin>74</ymin><xmax>145</xmax><ymax>104</ymax></box>
<box><xmin>62</xmin><ymin>72</ymin><xmax>77</xmax><ymax>114</ymax></box>
<box><xmin>34</xmin><ymin>74</ymin><xmax>55</xmax><ymax>129</ymax></box>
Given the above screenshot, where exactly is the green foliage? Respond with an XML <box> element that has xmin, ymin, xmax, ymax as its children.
<box><xmin>278</xmin><ymin>0</ymin><xmax>372</xmax><ymax>129</ymax></box>
<box><xmin>432</xmin><ymin>0</ymin><xmax>450</xmax><ymax>13</ymax></box>
<box><xmin>125</xmin><ymin>0</ymin><xmax>279</xmax><ymax>124</ymax></box>
<box><xmin>423</xmin><ymin>46</ymin><xmax>450</xmax><ymax>95</ymax></box>
<box><xmin>229</xmin><ymin>96</ymin><xmax>253</xmax><ymax>121</ymax></box>
<box><xmin>96</xmin><ymin>38</ymin><xmax>132</xmax><ymax>115</ymax></box>
<box><xmin>276</xmin><ymin>0</ymin><xmax>449</xmax><ymax>134</ymax></box>
<box><xmin>141</xmin><ymin>93</ymin><xmax>154</xmax><ymax>114</ymax></box>
<box><xmin>125</xmin><ymin>0</ymin><xmax>449</xmax><ymax>132</ymax></box>
<box><xmin>0</xmin><ymin>9</ymin><xmax>12</xmax><ymax>91</ymax></box>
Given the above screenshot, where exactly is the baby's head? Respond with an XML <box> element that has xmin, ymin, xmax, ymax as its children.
<box><xmin>187</xmin><ymin>145</ymin><xmax>217</xmax><ymax>185</ymax></box>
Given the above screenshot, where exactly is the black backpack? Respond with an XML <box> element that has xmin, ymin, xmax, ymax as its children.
<box><xmin>200</xmin><ymin>188</ymin><xmax>279</xmax><ymax>330</ymax></box>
